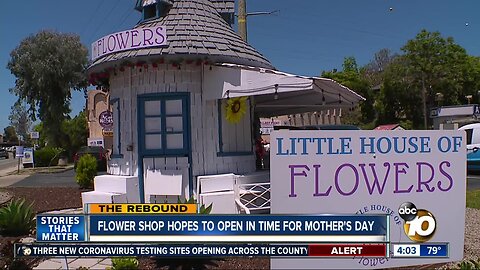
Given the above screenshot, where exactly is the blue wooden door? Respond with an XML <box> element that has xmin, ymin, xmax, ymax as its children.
<box><xmin>137</xmin><ymin>93</ymin><xmax>191</xmax><ymax>202</ymax></box>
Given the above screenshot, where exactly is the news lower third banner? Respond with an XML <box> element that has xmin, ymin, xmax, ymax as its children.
<box><xmin>36</xmin><ymin>214</ymin><xmax>388</xmax><ymax>243</ymax></box>
<box><xmin>15</xmin><ymin>243</ymin><xmax>388</xmax><ymax>258</ymax></box>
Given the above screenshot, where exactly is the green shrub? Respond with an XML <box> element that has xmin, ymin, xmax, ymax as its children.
<box><xmin>0</xmin><ymin>198</ymin><xmax>36</xmax><ymax>236</ymax></box>
<box><xmin>457</xmin><ymin>259</ymin><xmax>480</xmax><ymax>270</ymax></box>
<box><xmin>33</xmin><ymin>147</ymin><xmax>64</xmax><ymax>167</ymax></box>
<box><xmin>75</xmin><ymin>154</ymin><xmax>97</xmax><ymax>189</ymax></box>
<box><xmin>177</xmin><ymin>196</ymin><xmax>213</xmax><ymax>214</ymax></box>
<box><xmin>111</xmin><ymin>257</ymin><xmax>138</xmax><ymax>270</ymax></box>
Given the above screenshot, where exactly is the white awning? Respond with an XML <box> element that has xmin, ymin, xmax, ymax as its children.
<box><xmin>203</xmin><ymin>63</ymin><xmax>365</xmax><ymax>118</ymax></box>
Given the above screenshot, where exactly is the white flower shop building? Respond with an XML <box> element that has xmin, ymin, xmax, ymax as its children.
<box><xmin>83</xmin><ymin>0</ymin><xmax>364</xmax><ymax>211</ymax></box>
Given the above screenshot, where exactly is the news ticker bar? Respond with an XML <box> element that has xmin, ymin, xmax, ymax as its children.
<box><xmin>36</xmin><ymin>214</ymin><xmax>388</xmax><ymax>243</ymax></box>
<box><xmin>392</xmin><ymin>243</ymin><xmax>449</xmax><ymax>258</ymax></box>
<box><xmin>14</xmin><ymin>243</ymin><xmax>387</xmax><ymax>258</ymax></box>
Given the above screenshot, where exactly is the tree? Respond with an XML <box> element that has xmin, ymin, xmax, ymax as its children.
<box><xmin>376</xmin><ymin>30</ymin><xmax>470</xmax><ymax>129</ymax></box>
<box><xmin>7</xmin><ymin>30</ymin><xmax>88</xmax><ymax>146</ymax></box>
<box><xmin>3</xmin><ymin>126</ymin><xmax>18</xmax><ymax>143</ymax></box>
<box><xmin>362</xmin><ymin>48</ymin><xmax>397</xmax><ymax>87</ymax></box>
<box><xmin>322</xmin><ymin>57</ymin><xmax>375</xmax><ymax>127</ymax></box>
<box><xmin>33</xmin><ymin>123</ymin><xmax>47</xmax><ymax>148</ymax></box>
<box><xmin>8</xmin><ymin>102</ymin><xmax>32</xmax><ymax>144</ymax></box>
<box><xmin>62</xmin><ymin>111</ymin><xmax>89</xmax><ymax>160</ymax></box>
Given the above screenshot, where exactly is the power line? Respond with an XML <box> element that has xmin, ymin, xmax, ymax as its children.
<box><xmin>80</xmin><ymin>0</ymin><xmax>106</xmax><ymax>37</ymax></box>
<box><xmin>117</xmin><ymin>4</ymin><xmax>136</xmax><ymax>30</ymax></box>
<box><xmin>87</xmin><ymin>0</ymin><xmax>122</xmax><ymax>43</ymax></box>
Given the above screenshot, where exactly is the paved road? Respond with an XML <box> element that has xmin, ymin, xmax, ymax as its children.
<box><xmin>10</xmin><ymin>169</ymin><xmax>78</xmax><ymax>187</ymax></box>
<box><xmin>0</xmin><ymin>153</ymin><xmax>18</xmax><ymax>171</ymax></box>
<box><xmin>467</xmin><ymin>174</ymin><xmax>480</xmax><ymax>190</ymax></box>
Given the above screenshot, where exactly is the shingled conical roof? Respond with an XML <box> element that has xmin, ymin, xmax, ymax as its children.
<box><xmin>89</xmin><ymin>0</ymin><xmax>274</xmax><ymax>71</ymax></box>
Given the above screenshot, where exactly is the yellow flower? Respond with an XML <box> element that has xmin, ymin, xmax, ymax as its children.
<box><xmin>225</xmin><ymin>97</ymin><xmax>248</xmax><ymax>124</ymax></box>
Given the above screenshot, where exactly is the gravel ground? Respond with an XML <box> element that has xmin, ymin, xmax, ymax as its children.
<box><xmin>0</xmin><ymin>187</ymin><xmax>479</xmax><ymax>269</ymax></box>
<box><xmin>463</xmin><ymin>208</ymin><xmax>480</xmax><ymax>260</ymax></box>
<box><xmin>439</xmin><ymin>207</ymin><xmax>480</xmax><ymax>269</ymax></box>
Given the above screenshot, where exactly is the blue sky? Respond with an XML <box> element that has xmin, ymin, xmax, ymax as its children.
<box><xmin>0</xmin><ymin>0</ymin><xmax>479</xmax><ymax>132</ymax></box>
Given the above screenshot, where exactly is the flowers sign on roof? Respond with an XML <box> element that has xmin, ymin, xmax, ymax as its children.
<box><xmin>91</xmin><ymin>26</ymin><xmax>167</xmax><ymax>61</ymax></box>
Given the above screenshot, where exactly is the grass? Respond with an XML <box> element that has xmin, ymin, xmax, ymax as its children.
<box><xmin>7</xmin><ymin>164</ymin><xmax>74</xmax><ymax>175</ymax></box>
<box><xmin>466</xmin><ymin>189</ymin><xmax>480</xmax><ymax>209</ymax></box>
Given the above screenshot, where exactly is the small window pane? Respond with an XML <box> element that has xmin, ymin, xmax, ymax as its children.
<box><xmin>167</xmin><ymin>134</ymin><xmax>183</xmax><ymax>149</ymax></box>
<box><xmin>144</xmin><ymin>4</ymin><xmax>157</xmax><ymax>20</ymax></box>
<box><xmin>466</xmin><ymin>129</ymin><xmax>473</xmax><ymax>145</ymax></box>
<box><xmin>145</xmin><ymin>100</ymin><xmax>161</xmax><ymax>116</ymax></box>
<box><xmin>145</xmin><ymin>117</ymin><xmax>162</xmax><ymax>133</ymax></box>
<box><xmin>113</xmin><ymin>102</ymin><xmax>120</xmax><ymax>154</ymax></box>
<box><xmin>145</xmin><ymin>134</ymin><xmax>162</xmax><ymax>150</ymax></box>
<box><xmin>165</xmin><ymin>99</ymin><xmax>182</xmax><ymax>115</ymax></box>
<box><xmin>166</xmin><ymin>116</ymin><xmax>183</xmax><ymax>132</ymax></box>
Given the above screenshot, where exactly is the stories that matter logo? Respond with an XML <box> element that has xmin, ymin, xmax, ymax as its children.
<box><xmin>398</xmin><ymin>202</ymin><xmax>436</xmax><ymax>242</ymax></box>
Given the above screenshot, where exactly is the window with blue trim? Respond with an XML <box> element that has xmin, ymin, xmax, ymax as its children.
<box><xmin>217</xmin><ymin>99</ymin><xmax>253</xmax><ymax>156</ymax></box>
<box><xmin>136</xmin><ymin>0</ymin><xmax>172</xmax><ymax>23</ymax></box>
<box><xmin>140</xmin><ymin>95</ymin><xmax>189</xmax><ymax>156</ymax></box>
<box><xmin>111</xmin><ymin>99</ymin><xmax>122</xmax><ymax>157</ymax></box>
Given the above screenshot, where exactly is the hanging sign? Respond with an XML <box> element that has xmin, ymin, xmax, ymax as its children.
<box><xmin>260</xmin><ymin>118</ymin><xmax>282</xmax><ymax>135</ymax></box>
<box><xmin>99</xmin><ymin>111</ymin><xmax>113</xmax><ymax>129</ymax></box>
<box><xmin>102</xmin><ymin>129</ymin><xmax>113</xmax><ymax>137</ymax></box>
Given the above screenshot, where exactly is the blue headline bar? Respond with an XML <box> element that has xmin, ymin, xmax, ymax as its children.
<box><xmin>88</xmin><ymin>215</ymin><xmax>387</xmax><ymax>236</ymax></box>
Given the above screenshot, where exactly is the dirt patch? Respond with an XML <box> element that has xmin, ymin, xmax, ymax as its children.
<box><xmin>0</xmin><ymin>187</ymin><xmax>84</xmax><ymax>213</ymax></box>
<box><xmin>0</xmin><ymin>187</ymin><xmax>85</xmax><ymax>269</ymax></box>
<box><xmin>138</xmin><ymin>257</ymin><xmax>269</xmax><ymax>269</ymax></box>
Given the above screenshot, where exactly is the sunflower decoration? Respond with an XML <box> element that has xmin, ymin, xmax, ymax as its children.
<box><xmin>225</xmin><ymin>97</ymin><xmax>248</xmax><ymax>124</ymax></box>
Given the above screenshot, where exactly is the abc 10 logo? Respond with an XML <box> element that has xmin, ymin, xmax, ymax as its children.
<box><xmin>398</xmin><ymin>202</ymin><xmax>436</xmax><ymax>242</ymax></box>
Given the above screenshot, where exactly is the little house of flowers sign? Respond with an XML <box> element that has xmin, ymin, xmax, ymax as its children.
<box><xmin>91</xmin><ymin>26</ymin><xmax>167</xmax><ymax>61</ymax></box>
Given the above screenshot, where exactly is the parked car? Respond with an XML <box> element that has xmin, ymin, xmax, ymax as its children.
<box><xmin>0</xmin><ymin>148</ymin><xmax>9</xmax><ymax>159</ymax></box>
<box><xmin>73</xmin><ymin>146</ymin><xmax>108</xmax><ymax>171</ymax></box>
<box><xmin>459</xmin><ymin>123</ymin><xmax>480</xmax><ymax>172</ymax></box>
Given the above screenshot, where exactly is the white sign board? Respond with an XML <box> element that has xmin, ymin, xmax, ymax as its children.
<box><xmin>91</xmin><ymin>26</ymin><xmax>167</xmax><ymax>61</ymax></box>
<box><xmin>22</xmin><ymin>148</ymin><xmax>33</xmax><ymax>164</ymax></box>
<box><xmin>15</xmin><ymin>146</ymin><xmax>24</xmax><ymax>158</ymax></box>
<box><xmin>88</xmin><ymin>138</ymin><xmax>104</xmax><ymax>147</ymax></box>
<box><xmin>270</xmin><ymin>130</ymin><xmax>466</xmax><ymax>269</ymax></box>
<box><xmin>30</xmin><ymin>132</ymin><xmax>39</xmax><ymax>139</ymax></box>
<box><xmin>260</xmin><ymin>118</ymin><xmax>282</xmax><ymax>135</ymax></box>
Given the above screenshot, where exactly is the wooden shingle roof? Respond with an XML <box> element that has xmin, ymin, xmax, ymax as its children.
<box><xmin>89</xmin><ymin>0</ymin><xmax>273</xmax><ymax>72</ymax></box>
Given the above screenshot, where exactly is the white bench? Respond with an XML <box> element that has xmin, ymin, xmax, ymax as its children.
<box><xmin>195</xmin><ymin>172</ymin><xmax>271</xmax><ymax>214</ymax></box>
<box><xmin>234</xmin><ymin>182</ymin><xmax>270</xmax><ymax>214</ymax></box>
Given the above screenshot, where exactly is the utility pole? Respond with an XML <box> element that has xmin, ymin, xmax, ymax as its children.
<box><xmin>422</xmin><ymin>77</ymin><xmax>428</xmax><ymax>130</ymax></box>
<box><xmin>238</xmin><ymin>0</ymin><xmax>247</xmax><ymax>41</ymax></box>
<box><xmin>237</xmin><ymin>0</ymin><xmax>278</xmax><ymax>42</ymax></box>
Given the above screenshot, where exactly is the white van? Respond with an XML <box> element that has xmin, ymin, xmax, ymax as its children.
<box><xmin>458</xmin><ymin>123</ymin><xmax>480</xmax><ymax>171</ymax></box>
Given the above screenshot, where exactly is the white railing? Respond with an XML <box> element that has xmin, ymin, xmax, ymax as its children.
<box><xmin>234</xmin><ymin>182</ymin><xmax>271</xmax><ymax>214</ymax></box>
